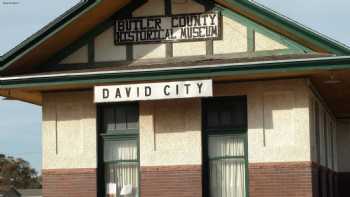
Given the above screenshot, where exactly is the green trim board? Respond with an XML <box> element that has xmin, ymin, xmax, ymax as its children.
<box><xmin>1</xmin><ymin>56</ymin><xmax>350</xmax><ymax>89</ymax></box>
<box><xmin>1</xmin><ymin>0</ymin><xmax>350</xmax><ymax>74</ymax></box>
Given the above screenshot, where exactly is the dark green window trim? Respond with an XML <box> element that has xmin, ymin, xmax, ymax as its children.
<box><xmin>202</xmin><ymin>96</ymin><xmax>249</xmax><ymax>197</ymax></box>
<box><xmin>98</xmin><ymin>102</ymin><xmax>140</xmax><ymax>197</ymax></box>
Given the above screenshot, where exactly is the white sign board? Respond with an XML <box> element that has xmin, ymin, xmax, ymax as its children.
<box><xmin>94</xmin><ymin>79</ymin><xmax>213</xmax><ymax>103</ymax></box>
<box><xmin>114</xmin><ymin>12</ymin><xmax>221</xmax><ymax>44</ymax></box>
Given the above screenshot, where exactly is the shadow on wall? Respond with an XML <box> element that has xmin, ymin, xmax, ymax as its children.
<box><xmin>212</xmin><ymin>80</ymin><xmax>309</xmax><ymax>152</ymax></box>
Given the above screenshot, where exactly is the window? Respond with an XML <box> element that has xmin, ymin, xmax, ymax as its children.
<box><xmin>99</xmin><ymin>103</ymin><xmax>139</xmax><ymax>197</ymax></box>
<box><xmin>203</xmin><ymin>97</ymin><xmax>248</xmax><ymax>197</ymax></box>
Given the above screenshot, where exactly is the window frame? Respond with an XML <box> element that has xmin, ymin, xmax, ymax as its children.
<box><xmin>97</xmin><ymin>102</ymin><xmax>140</xmax><ymax>197</ymax></box>
<box><xmin>202</xmin><ymin>96</ymin><xmax>249</xmax><ymax>197</ymax></box>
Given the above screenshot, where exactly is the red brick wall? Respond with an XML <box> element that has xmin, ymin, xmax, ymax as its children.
<box><xmin>249</xmin><ymin>162</ymin><xmax>314</xmax><ymax>197</ymax></box>
<box><xmin>42</xmin><ymin>168</ymin><xmax>97</xmax><ymax>197</ymax></box>
<box><xmin>140</xmin><ymin>165</ymin><xmax>202</xmax><ymax>197</ymax></box>
<box><xmin>42</xmin><ymin>163</ymin><xmax>338</xmax><ymax>197</ymax></box>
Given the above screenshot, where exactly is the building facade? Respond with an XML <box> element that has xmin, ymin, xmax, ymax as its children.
<box><xmin>1</xmin><ymin>0</ymin><xmax>350</xmax><ymax>197</ymax></box>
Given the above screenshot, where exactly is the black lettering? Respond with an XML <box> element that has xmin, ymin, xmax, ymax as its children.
<box><xmin>179</xmin><ymin>17</ymin><xmax>186</xmax><ymax>27</ymax></box>
<box><xmin>103</xmin><ymin>89</ymin><xmax>109</xmax><ymax>99</ymax></box>
<box><xmin>115</xmin><ymin>88</ymin><xmax>121</xmax><ymax>98</ymax></box>
<box><xmin>170</xmin><ymin>29</ymin><xmax>176</xmax><ymax>39</ymax></box>
<box><xmin>181</xmin><ymin>28</ymin><xmax>187</xmax><ymax>39</ymax></box>
<box><xmin>211</xmin><ymin>26</ymin><xmax>218</xmax><ymax>37</ymax></box>
<box><xmin>187</xmin><ymin>16</ymin><xmax>193</xmax><ymax>26</ymax></box>
<box><xmin>209</xmin><ymin>14</ymin><xmax>217</xmax><ymax>25</ymax></box>
<box><xmin>125</xmin><ymin>87</ymin><xmax>131</xmax><ymax>97</ymax></box>
<box><xmin>117</xmin><ymin>21</ymin><xmax>125</xmax><ymax>31</ymax></box>
<box><xmin>193</xmin><ymin>15</ymin><xmax>201</xmax><ymax>26</ymax></box>
<box><xmin>176</xmin><ymin>84</ymin><xmax>179</xmax><ymax>95</ymax></box>
<box><xmin>165</xmin><ymin>29</ymin><xmax>171</xmax><ymax>40</ymax></box>
<box><xmin>145</xmin><ymin>86</ymin><xmax>152</xmax><ymax>97</ymax></box>
<box><xmin>140</xmin><ymin>19</ymin><xmax>147</xmax><ymax>30</ymax></box>
<box><xmin>172</xmin><ymin>16</ymin><xmax>179</xmax><ymax>27</ymax></box>
<box><xmin>137</xmin><ymin>87</ymin><xmax>140</xmax><ymax>97</ymax></box>
<box><xmin>184</xmin><ymin>84</ymin><xmax>191</xmax><ymax>94</ymax></box>
<box><xmin>126</xmin><ymin>20</ymin><xmax>132</xmax><ymax>31</ymax></box>
<box><xmin>147</xmin><ymin>18</ymin><xmax>153</xmax><ymax>29</ymax></box>
<box><xmin>202</xmin><ymin>15</ymin><xmax>208</xmax><ymax>26</ymax></box>
<box><xmin>197</xmin><ymin>83</ymin><xmax>203</xmax><ymax>94</ymax></box>
<box><xmin>155</xmin><ymin>18</ymin><xmax>162</xmax><ymax>29</ymax></box>
<box><xmin>164</xmin><ymin>85</ymin><xmax>170</xmax><ymax>96</ymax></box>
<box><xmin>200</xmin><ymin>27</ymin><xmax>206</xmax><ymax>38</ymax></box>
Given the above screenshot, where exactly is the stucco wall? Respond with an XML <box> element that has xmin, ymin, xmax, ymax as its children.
<box><xmin>42</xmin><ymin>91</ymin><xmax>97</xmax><ymax>170</ymax></box>
<box><xmin>255</xmin><ymin>32</ymin><xmax>288</xmax><ymax>51</ymax></box>
<box><xmin>213</xmin><ymin>16</ymin><xmax>247</xmax><ymax>54</ymax></box>
<box><xmin>60</xmin><ymin>45</ymin><xmax>88</xmax><ymax>64</ymax></box>
<box><xmin>215</xmin><ymin>79</ymin><xmax>311</xmax><ymax>163</ymax></box>
<box><xmin>139</xmin><ymin>99</ymin><xmax>202</xmax><ymax>166</ymax></box>
<box><xmin>94</xmin><ymin>27</ymin><xmax>126</xmax><ymax>62</ymax></box>
<box><xmin>42</xmin><ymin>79</ymin><xmax>313</xmax><ymax>169</ymax></box>
<box><xmin>138</xmin><ymin>79</ymin><xmax>312</xmax><ymax>166</ymax></box>
<box><xmin>336</xmin><ymin>119</ymin><xmax>350</xmax><ymax>172</ymax></box>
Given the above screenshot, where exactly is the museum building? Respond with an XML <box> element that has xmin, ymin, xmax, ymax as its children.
<box><xmin>1</xmin><ymin>0</ymin><xmax>350</xmax><ymax>197</ymax></box>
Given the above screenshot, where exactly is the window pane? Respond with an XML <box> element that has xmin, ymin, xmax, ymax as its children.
<box><xmin>208</xmin><ymin>111</ymin><xmax>220</xmax><ymax>128</ymax></box>
<box><xmin>230</xmin><ymin>102</ymin><xmax>244</xmax><ymax>127</ymax></box>
<box><xmin>210</xmin><ymin>159</ymin><xmax>246</xmax><ymax>197</ymax></box>
<box><xmin>209</xmin><ymin>135</ymin><xmax>246</xmax><ymax>197</ymax></box>
<box><xmin>105</xmin><ymin>162</ymin><xmax>139</xmax><ymax>197</ymax></box>
<box><xmin>126</xmin><ymin>107</ymin><xmax>138</xmax><ymax>129</ymax></box>
<box><xmin>104</xmin><ymin>139</ymin><xmax>138</xmax><ymax>162</ymax></box>
<box><xmin>116</xmin><ymin>107</ymin><xmax>127</xmax><ymax>130</ymax></box>
<box><xmin>104</xmin><ymin>107</ymin><xmax>115</xmax><ymax>131</ymax></box>
<box><xmin>209</xmin><ymin>135</ymin><xmax>245</xmax><ymax>159</ymax></box>
<box><xmin>205</xmin><ymin>98</ymin><xmax>246</xmax><ymax>130</ymax></box>
<box><xmin>221</xmin><ymin>111</ymin><xmax>232</xmax><ymax>126</ymax></box>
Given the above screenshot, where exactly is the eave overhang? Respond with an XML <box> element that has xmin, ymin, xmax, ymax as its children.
<box><xmin>0</xmin><ymin>0</ymin><xmax>131</xmax><ymax>74</ymax></box>
<box><xmin>1</xmin><ymin>56</ymin><xmax>350</xmax><ymax>89</ymax></box>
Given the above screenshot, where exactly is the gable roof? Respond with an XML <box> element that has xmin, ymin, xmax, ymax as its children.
<box><xmin>0</xmin><ymin>0</ymin><xmax>131</xmax><ymax>75</ymax></box>
<box><xmin>0</xmin><ymin>0</ymin><xmax>349</xmax><ymax>75</ymax></box>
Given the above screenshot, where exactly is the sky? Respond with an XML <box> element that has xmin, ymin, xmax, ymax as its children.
<box><xmin>0</xmin><ymin>0</ymin><xmax>350</xmax><ymax>173</ymax></box>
